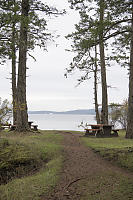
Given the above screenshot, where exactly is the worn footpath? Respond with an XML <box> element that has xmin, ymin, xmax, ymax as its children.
<box><xmin>42</xmin><ymin>132</ymin><xmax>133</xmax><ymax>200</ymax></box>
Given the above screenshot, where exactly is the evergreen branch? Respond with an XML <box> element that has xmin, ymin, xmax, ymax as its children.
<box><xmin>103</xmin><ymin>30</ymin><xmax>130</xmax><ymax>43</ymax></box>
<box><xmin>104</xmin><ymin>19</ymin><xmax>132</xmax><ymax>36</ymax></box>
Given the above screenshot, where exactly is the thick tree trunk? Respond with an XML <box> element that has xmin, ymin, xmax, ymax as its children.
<box><xmin>126</xmin><ymin>3</ymin><xmax>133</xmax><ymax>138</ymax></box>
<box><xmin>16</xmin><ymin>0</ymin><xmax>29</xmax><ymax>132</ymax></box>
<box><xmin>99</xmin><ymin>0</ymin><xmax>108</xmax><ymax>124</ymax></box>
<box><xmin>12</xmin><ymin>20</ymin><xmax>17</xmax><ymax>125</ymax></box>
<box><xmin>94</xmin><ymin>45</ymin><xmax>100</xmax><ymax>124</ymax></box>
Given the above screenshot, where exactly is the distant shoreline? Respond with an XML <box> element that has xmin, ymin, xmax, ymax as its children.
<box><xmin>28</xmin><ymin>109</ymin><xmax>96</xmax><ymax>115</ymax></box>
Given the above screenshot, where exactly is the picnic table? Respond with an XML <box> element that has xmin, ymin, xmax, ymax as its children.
<box><xmin>28</xmin><ymin>121</ymin><xmax>33</xmax><ymax>128</ymax></box>
<box><xmin>85</xmin><ymin>124</ymin><xmax>119</xmax><ymax>137</ymax></box>
<box><xmin>10</xmin><ymin>121</ymin><xmax>38</xmax><ymax>131</ymax></box>
<box><xmin>0</xmin><ymin>123</ymin><xmax>11</xmax><ymax>130</ymax></box>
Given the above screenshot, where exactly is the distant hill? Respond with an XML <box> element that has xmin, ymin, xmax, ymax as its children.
<box><xmin>28</xmin><ymin>109</ymin><xmax>96</xmax><ymax>115</ymax></box>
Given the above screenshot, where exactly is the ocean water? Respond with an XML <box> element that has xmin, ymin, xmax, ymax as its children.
<box><xmin>28</xmin><ymin>114</ymin><xmax>96</xmax><ymax>131</ymax></box>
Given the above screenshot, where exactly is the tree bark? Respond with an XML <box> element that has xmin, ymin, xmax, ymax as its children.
<box><xmin>12</xmin><ymin>28</ymin><xmax>17</xmax><ymax>125</ymax></box>
<box><xmin>99</xmin><ymin>0</ymin><xmax>108</xmax><ymax>124</ymax></box>
<box><xmin>16</xmin><ymin>0</ymin><xmax>29</xmax><ymax>132</ymax></box>
<box><xmin>126</xmin><ymin>2</ymin><xmax>133</xmax><ymax>138</ymax></box>
<box><xmin>94</xmin><ymin>45</ymin><xmax>100</xmax><ymax>124</ymax></box>
<box><xmin>11</xmin><ymin>2</ymin><xmax>17</xmax><ymax>125</ymax></box>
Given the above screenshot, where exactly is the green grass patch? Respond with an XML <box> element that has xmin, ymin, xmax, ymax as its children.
<box><xmin>82</xmin><ymin>130</ymin><xmax>133</xmax><ymax>171</ymax></box>
<box><xmin>79</xmin><ymin>172</ymin><xmax>133</xmax><ymax>200</ymax></box>
<box><xmin>0</xmin><ymin>130</ymin><xmax>63</xmax><ymax>200</ymax></box>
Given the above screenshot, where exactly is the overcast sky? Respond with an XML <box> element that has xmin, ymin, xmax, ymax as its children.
<box><xmin>0</xmin><ymin>0</ymin><xmax>129</xmax><ymax>111</ymax></box>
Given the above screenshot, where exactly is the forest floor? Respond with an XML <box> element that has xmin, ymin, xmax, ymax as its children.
<box><xmin>42</xmin><ymin>131</ymin><xmax>133</xmax><ymax>200</ymax></box>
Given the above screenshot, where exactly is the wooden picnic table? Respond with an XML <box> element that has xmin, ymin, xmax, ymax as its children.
<box><xmin>90</xmin><ymin>124</ymin><xmax>112</xmax><ymax>137</ymax></box>
<box><xmin>85</xmin><ymin>124</ymin><xmax>118</xmax><ymax>137</ymax></box>
<box><xmin>28</xmin><ymin>121</ymin><xmax>38</xmax><ymax>131</ymax></box>
<box><xmin>28</xmin><ymin>121</ymin><xmax>33</xmax><ymax>128</ymax></box>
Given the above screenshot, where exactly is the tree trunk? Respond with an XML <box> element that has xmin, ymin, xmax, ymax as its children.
<box><xmin>11</xmin><ymin>13</ymin><xmax>17</xmax><ymax>125</ymax></box>
<box><xmin>16</xmin><ymin>0</ymin><xmax>29</xmax><ymax>132</ymax></box>
<box><xmin>99</xmin><ymin>0</ymin><xmax>108</xmax><ymax>124</ymax></box>
<box><xmin>126</xmin><ymin>3</ymin><xmax>133</xmax><ymax>138</ymax></box>
<box><xmin>94</xmin><ymin>45</ymin><xmax>100</xmax><ymax>124</ymax></box>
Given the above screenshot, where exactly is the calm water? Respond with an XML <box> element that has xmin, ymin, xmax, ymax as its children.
<box><xmin>28</xmin><ymin>114</ymin><xmax>96</xmax><ymax>131</ymax></box>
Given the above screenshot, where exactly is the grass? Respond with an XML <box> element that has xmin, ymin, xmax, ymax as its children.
<box><xmin>77</xmin><ymin>130</ymin><xmax>133</xmax><ymax>200</ymax></box>
<box><xmin>79</xmin><ymin>171</ymin><xmax>133</xmax><ymax>200</ymax></box>
<box><xmin>0</xmin><ymin>130</ymin><xmax>63</xmax><ymax>200</ymax></box>
<box><xmin>82</xmin><ymin>130</ymin><xmax>133</xmax><ymax>171</ymax></box>
<box><xmin>1</xmin><ymin>129</ymin><xmax>133</xmax><ymax>200</ymax></box>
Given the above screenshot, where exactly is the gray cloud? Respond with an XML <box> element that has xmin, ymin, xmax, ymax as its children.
<box><xmin>0</xmin><ymin>0</ymin><xmax>129</xmax><ymax>111</ymax></box>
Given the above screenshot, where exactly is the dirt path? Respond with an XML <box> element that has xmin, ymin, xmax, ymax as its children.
<box><xmin>42</xmin><ymin>132</ymin><xmax>133</xmax><ymax>200</ymax></box>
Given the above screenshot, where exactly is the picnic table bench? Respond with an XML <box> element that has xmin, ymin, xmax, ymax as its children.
<box><xmin>10</xmin><ymin>125</ymin><xmax>16</xmax><ymax>131</ymax></box>
<box><xmin>85</xmin><ymin>128</ymin><xmax>101</xmax><ymax>136</ymax></box>
<box><xmin>111</xmin><ymin>129</ymin><xmax>119</xmax><ymax>137</ymax></box>
<box><xmin>1</xmin><ymin>123</ymin><xmax>11</xmax><ymax>130</ymax></box>
<box><xmin>10</xmin><ymin>122</ymin><xmax>38</xmax><ymax>131</ymax></box>
<box><xmin>31</xmin><ymin>125</ymin><xmax>38</xmax><ymax>131</ymax></box>
<box><xmin>28</xmin><ymin>121</ymin><xmax>33</xmax><ymax>128</ymax></box>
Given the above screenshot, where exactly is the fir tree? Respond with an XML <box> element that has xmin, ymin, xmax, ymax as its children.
<box><xmin>66</xmin><ymin>0</ymin><xmax>131</xmax><ymax>125</ymax></box>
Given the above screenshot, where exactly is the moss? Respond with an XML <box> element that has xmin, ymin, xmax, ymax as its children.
<box><xmin>0</xmin><ymin>131</ymin><xmax>63</xmax><ymax>199</ymax></box>
<box><xmin>0</xmin><ymin>131</ymin><xmax>63</xmax><ymax>184</ymax></box>
<box><xmin>0</xmin><ymin>142</ymin><xmax>44</xmax><ymax>184</ymax></box>
<box><xmin>0</xmin><ymin>157</ymin><xmax>63</xmax><ymax>200</ymax></box>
